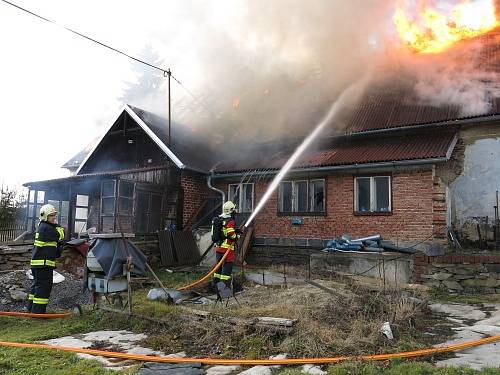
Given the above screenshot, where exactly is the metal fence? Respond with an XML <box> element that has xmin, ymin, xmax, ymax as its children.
<box><xmin>0</xmin><ymin>222</ymin><xmax>25</xmax><ymax>242</ymax></box>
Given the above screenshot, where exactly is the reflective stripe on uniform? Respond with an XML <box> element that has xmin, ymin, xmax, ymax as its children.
<box><xmin>56</xmin><ymin>227</ymin><xmax>65</xmax><ymax>240</ymax></box>
<box><xmin>213</xmin><ymin>273</ymin><xmax>222</xmax><ymax>278</ymax></box>
<box><xmin>33</xmin><ymin>297</ymin><xmax>49</xmax><ymax>305</ymax></box>
<box><xmin>34</xmin><ymin>240</ymin><xmax>57</xmax><ymax>247</ymax></box>
<box><xmin>28</xmin><ymin>294</ymin><xmax>34</xmax><ymax>301</ymax></box>
<box><xmin>220</xmin><ymin>243</ymin><xmax>235</xmax><ymax>250</ymax></box>
<box><xmin>30</xmin><ymin>259</ymin><xmax>56</xmax><ymax>267</ymax></box>
<box><xmin>219</xmin><ymin>274</ymin><xmax>231</xmax><ymax>281</ymax></box>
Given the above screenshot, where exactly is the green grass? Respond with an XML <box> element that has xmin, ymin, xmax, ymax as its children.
<box><xmin>149</xmin><ymin>269</ymin><xmax>205</xmax><ymax>288</ymax></box>
<box><xmin>276</xmin><ymin>361</ymin><xmax>500</xmax><ymax>375</ymax></box>
<box><xmin>0</xmin><ymin>310</ymin><xmax>140</xmax><ymax>375</ymax></box>
<box><xmin>429</xmin><ymin>288</ymin><xmax>500</xmax><ymax>305</ymax></box>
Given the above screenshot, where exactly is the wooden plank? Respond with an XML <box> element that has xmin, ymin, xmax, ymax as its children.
<box><xmin>172</xmin><ymin>231</ymin><xmax>199</xmax><ymax>265</ymax></box>
<box><xmin>238</xmin><ymin>226</ymin><xmax>254</xmax><ymax>263</ymax></box>
<box><xmin>158</xmin><ymin>230</ymin><xmax>176</xmax><ymax>266</ymax></box>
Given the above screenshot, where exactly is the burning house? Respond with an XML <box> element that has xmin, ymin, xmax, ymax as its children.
<box><xmin>21</xmin><ymin>2</ymin><xmax>500</xmax><ymax>290</ymax></box>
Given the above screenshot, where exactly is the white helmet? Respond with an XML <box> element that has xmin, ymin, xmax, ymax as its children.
<box><xmin>222</xmin><ymin>201</ymin><xmax>236</xmax><ymax>215</ymax></box>
<box><xmin>39</xmin><ymin>204</ymin><xmax>57</xmax><ymax>221</ymax></box>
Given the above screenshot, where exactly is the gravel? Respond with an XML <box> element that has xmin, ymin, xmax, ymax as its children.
<box><xmin>0</xmin><ymin>269</ymin><xmax>90</xmax><ymax>312</ymax></box>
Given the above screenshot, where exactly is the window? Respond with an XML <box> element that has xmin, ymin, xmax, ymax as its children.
<box><xmin>100</xmin><ymin>180</ymin><xmax>116</xmax><ymax>232</ymax></box>
<box><xmin>354</xmin><ymin>176</ymin><xmax>391</xmax><ymax>213</ymax></box>
<box><xmin>135</xmin><ymin>191</ymin><xmax>165</xmax><ymax>232</ymax></box>
<box><xmin>74</xmin><ymin>194</ymin><xmax>89</xmax><ymax>234</ymax></box>
<box><xmin>228</xmin><ymin>183</ymin><xmax>254</xmax><ymax>213</ymax></box>
<box><xmin>279</xmin><ymin>179</ymin><xmax>325</xmax><ymax>214</ymax></box>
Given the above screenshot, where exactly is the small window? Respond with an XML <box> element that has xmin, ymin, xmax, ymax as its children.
<box><xmin>228</xmin><ymin>183</ymin><xmax>254</xmax><ymax>213</ymax></box>
<box><xmin>119</xmin><ymin>181</ymin><xmax>134</xmax><ymax>198</ymax></box>
<box><xmin>309</xmin><ymin>180</ymin><xmax>325</xmax><ymax>212</ymax></box>
<box><xmin>279</xmin><ymin>179</ymin><xmax>325</xmax><ymax>214</ymax></box>
<box><xmin>355</xmin><ymin>176</ymin><xmax>391</xmax><ymax>213</ymax></box>
<box><xmin>37</xmin><ymin>191</ymin><xmax>45</xmax><ymax>204</ymax></box>
<box><xmin>28</xmin><ymin>204</ymin><xmax>34</xmax><ymax>218</ymax></box>
<box><xmin>75</xmin><ymin>207</ymin><xmax>88</xmax><ymax>220</ymax></box>
<box><xmin>76</xmin><ymin>195</ymin><xmax>89</xmax><ymax>207</ymax></box>
<box><xmin>102</xmin><ymin>180</ymin><xmax>116</xmax><ymax>197</ymax></box>
<box><xmin>101</xmin><ymin>198</ymin><xmax>115</xmax><ymax>215</ymax></box>
<box><xmin>29</xmin><ymin>190</ymin><xmax>35</xmax><ymax>203</ymax></box>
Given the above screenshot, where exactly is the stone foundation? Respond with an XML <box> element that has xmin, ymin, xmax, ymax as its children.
<box><xmin>0</xmin><ymin>243</ymin><xmax>32</xmax><ymax>271</ymax></box>
<box><xmin>414</xmin><ymin>252</ymin><xmax>500</xmax><ymax>293</ymax></box>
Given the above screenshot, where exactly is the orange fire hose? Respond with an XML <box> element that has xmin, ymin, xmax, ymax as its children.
<box><xmin>0</xmin><ymin>311</ymin><xmax>72</xmax><ymax>319</ymax></box>
<box><xmin>0</xmin><ymin>334</ymin><xmax>499</xmax><ymax>365</ymax></box>
<box><xmin>178</xmin><ymin>250</ymin><xmax>230</xmax><ymax>291</ymax></box>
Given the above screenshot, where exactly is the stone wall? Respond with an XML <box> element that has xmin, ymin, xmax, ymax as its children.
<box><xmin>0</xmin><ymin>243</ymin><xmax>32</xmax><ymax>271</ymax></box>
<box><xmin>414</xmin><ymin>252</ymin><xmax>500</xmax><ymax>293</ymax></box>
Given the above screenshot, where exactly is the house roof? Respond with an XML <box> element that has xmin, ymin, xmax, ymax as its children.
<box><xmin>338</xmin><ymin>27</ymin><xmax>500</xmax><ymax>134</ymax></box>
<box><xmin>213</xmin><ymin>130</ymin><xmax>458</xmax><ymax>174</ymax></box>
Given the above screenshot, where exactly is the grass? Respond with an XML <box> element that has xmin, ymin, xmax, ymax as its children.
<box><xmin>0</xmin><ymin>267</ymin><xmax>496</xmax><ymax>374</ymax></box>
<box><xmin>429</xmin><ymin>288</ymin><xmax>500</xmax><ymax>305</ymax></box>
<box><xmin>0</xmin><ymin>310</ymin><xmax>140</xmax><ymax>374</ymax></box>
<box><xmin>276</xmin><ymin>361</ymin><xmax>500</xmax><ymax>375</ymax></box>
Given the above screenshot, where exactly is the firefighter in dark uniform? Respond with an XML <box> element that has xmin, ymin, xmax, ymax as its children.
<box><xmin>213</xmin><ymin>201</ymin><xmax>238</xmax><ymax>288</ymax></box>
<box><xmin>27</xmin><ymin>204</ymin><xmax>65</xmax><ymax>314</ymax></box>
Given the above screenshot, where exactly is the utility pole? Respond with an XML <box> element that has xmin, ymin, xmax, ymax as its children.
<box><xmin>167</xmin><ymin>69</ymin><xmax>171</xmax><ymax>147</ymax></box>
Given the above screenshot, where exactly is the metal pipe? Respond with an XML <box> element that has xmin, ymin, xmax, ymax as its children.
<box><xmin>207</xmin><ymin>174</ymin><xmax>225</xmax><ymax>210</ymax></box>
<box><xmin>210</xmin><ymin>157</ymin><xmax>448</xmax><ymax>179</ymax></box>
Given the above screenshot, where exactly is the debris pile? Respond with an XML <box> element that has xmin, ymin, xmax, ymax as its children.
<box><xmin>323</xmin><ymin>234</ymin><xmax>417</xmax><ymax>254</ymax></box>
<box><xmin>0</xmin><ymin>269</ymin><xmax>90</xmax><ymax>312</ymax></box>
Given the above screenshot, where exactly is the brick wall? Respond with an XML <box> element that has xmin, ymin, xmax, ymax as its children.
<box><xmin>180</xmin><ymin>171</ymin><xmax>214</xmax><ymax>228</ymax></box>
<box><xmin>217</xmin><ymin>168</ymin><xmax>436</xmax><ymax>244</ymax></box>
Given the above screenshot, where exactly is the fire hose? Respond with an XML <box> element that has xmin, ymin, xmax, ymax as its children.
<box><xmin>0</xmin><ymin>311</ymin><xmax>72</xmax><ymax>319</ymax></box>
<box><xmin>177</xmin><ymin>250</ymin><xmax>230</xmax><ymax>291</ymax></box>
<box><xmin>0</xmin><ymin>334</ymin><xmax>499</xmax><ymax>366</ymax></box>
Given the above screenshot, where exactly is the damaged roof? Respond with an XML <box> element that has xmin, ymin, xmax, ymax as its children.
<box><xmin>213</xmin><ymin>130</ymin><xmax>458</xmax><ymax>174</ymax></box>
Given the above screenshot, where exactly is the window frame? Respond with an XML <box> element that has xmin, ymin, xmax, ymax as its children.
<box><xmin>278</xmin><ymin>179</ymin><xmax>326</xmax><ymax>216</ymax></box>
<box><xmin>353</xmin><ymin>175</ymin><xmax>392</xmax><ymax>215</ymax></box>
<box><xmin>228</xmin><ymin>183</ymin><xmax>254</xmax><ymax>213</ymax></box>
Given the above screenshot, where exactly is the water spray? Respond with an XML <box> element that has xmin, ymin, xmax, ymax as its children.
<box><xmin>243</xmin><ymin>84</ymin><xmax>359</xmax><ymax>228</ymax></box>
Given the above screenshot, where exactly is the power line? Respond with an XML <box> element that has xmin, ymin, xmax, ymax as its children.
<box><xmin>0</xmin><ymin>0</ymin><xmax>221</xmax><ymax>119</ymax></box>
<box><xmin>0</xmin><ymin>0</ymin><xmax>177</xmax><ymax>79</ymax></box>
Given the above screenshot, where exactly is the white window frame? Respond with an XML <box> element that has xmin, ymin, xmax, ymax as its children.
<box><xmin>309</xmin><ymin>179</ymin><xmax>326</xmax><ymax>213</ymax></box>
<box><xmin>354</xmin><ymin>176</ymin><xmax>392</xmax><ymax>213</ymax></box>
<box><xmin>228</xmin><ymin>183</ymin><xmax>254</xmax><ymax>213</ymax></box>
<box><xmin>279</xmin><ymin>179</ymin><xmax>325</xmax><ymax>214</ymax></box>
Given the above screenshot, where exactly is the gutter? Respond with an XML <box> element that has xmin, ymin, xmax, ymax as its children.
<box><xmin>343</xmin><ymin>114</ymin><xmax>500</xmax><ymax>138</ymax></box>
<box><xmin>207</xmin><ymin>174</ymin><xmax>225</xmax><ymax>207</ymax></box>
<box><xmin>210</xmin><ymin>156</ymin><xmax>449</xmax><ymax>179</ymax></box>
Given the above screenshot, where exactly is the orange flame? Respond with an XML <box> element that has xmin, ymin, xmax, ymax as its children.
<box><xmin>394</xmin><ymin>0</ymin><xmax>499</xmax><ymax>53</ymax></box>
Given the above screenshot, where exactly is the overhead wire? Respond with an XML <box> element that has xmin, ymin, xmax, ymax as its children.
<box><xmin>0</xmin><ymin>0</ymin><xmax>215</xmax><ymax>113</ymax></box>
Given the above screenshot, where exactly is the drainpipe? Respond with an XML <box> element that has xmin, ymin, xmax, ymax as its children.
<box><xmin>207</xmin><ymin>174</ymin><xmax>225</xmax><ymax>208</ymax></box>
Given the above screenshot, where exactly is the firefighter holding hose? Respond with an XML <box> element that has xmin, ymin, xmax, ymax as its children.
<box><xmin>212</xmin><ymin>201</ymin><xmax>241</xmax><ymax>293</ymax></box>
<box><xmin>27</xmin><ymin>204</ymin><xmax>65</xmax><ymax>313</ymax></box>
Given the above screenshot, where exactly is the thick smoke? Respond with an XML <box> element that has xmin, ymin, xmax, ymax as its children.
<box><xmin>121</xmin><ymin>0</ymin><xmax>499</xmax><ymax>169</ymax></box>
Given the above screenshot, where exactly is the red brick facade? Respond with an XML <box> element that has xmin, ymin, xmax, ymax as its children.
<box><xmin>180</xmin><ymin>171</ymin><xmax>214</xmax><ymax>228</ymax></box>
<box><xmin>216</xmin><ymin>167</ymin><xmax>444</xmax><ymax>243</ymax></box>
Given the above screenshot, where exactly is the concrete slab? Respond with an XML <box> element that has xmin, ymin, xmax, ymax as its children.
<box><xmin>429</xmin><ymin>303</ymin><xmax>487</xmax><ymax>320</ymax></box>
<box><xmin>302</xmin><ymin>364</ymin><xmax>327</xmax><ymax>374</ymax></box>
<box><xmin>238</xmin><ymin>366</ymin><xmax>272</xmax><ymax>375</ymax></box>
<box><xmin>206</xmin><ymin>365</ymin><xmax>242</xmax><ymax>375</ymax></box>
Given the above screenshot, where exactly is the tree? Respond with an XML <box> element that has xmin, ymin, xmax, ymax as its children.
<box><xmin>119</xmin><ymin>44</ymin><xmax>165</xmax><ymax>107</ymax></box>
<box><xmin>0</xmin><ymin>186</ymin><xmax>24</xmax><ymax>227</ymax></box>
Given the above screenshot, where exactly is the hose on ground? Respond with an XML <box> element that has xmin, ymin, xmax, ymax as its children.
<box><xmin>178</xmin><ymin>250</ymin><xmax>229</xmax><ymax>291</ymax></box>
<box><xmin>0</xmin><ymin>311</ymin><xmax>72</xmax><ymax>319</ymax></box>
<box><xmin>0</xmin><ymin>334</ymin><xmax>499</xmax><ymax>365</ymax></box>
